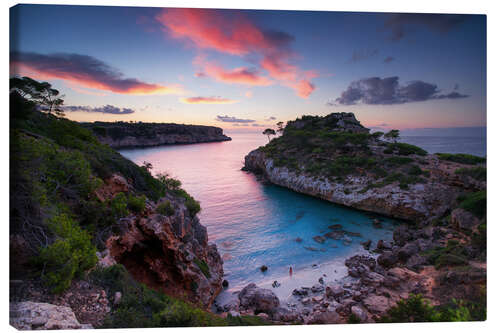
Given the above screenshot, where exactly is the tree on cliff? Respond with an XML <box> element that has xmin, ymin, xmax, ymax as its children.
<box><xmin>384</xmin><ymin>129</ymin><xmax>400</xmax><ymax>143</ymax></box>
<box><xmin>10</xmin><ymin>76</ymin><xmax>65</xmax><ymax>116</ymax></box>
<box><xmin>276</xmin><ymin>121</ymin><xmax>284</xmax><ymax>134</ymax></box>
<box><xmin>263</xmin><ymin>128</ymin><xmax>276</xmax><ymax>142</ymax></box>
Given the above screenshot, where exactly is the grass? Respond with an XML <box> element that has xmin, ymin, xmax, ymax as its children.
<box><xmin>458</xmin><ymin>190</ymin><xmax>486</xmax><ymax>219</ymax></box>
<box><xmin>193</xmin><ymin>258</ymin><xmax>211</xmax><ymax>279</ymax></box>
<box><xmin>455</xmin><ymin>167</ymin><xmax>486</xmax><ymax>181</ymax></box>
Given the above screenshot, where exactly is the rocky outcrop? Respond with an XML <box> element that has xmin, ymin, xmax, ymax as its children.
<box><xmin>83</xmin><ymin>122</ymin><xmax>231</xmax><ymax>149</ymax></box>
<box><xmin>106</xmin><ymin>193</ymin><xmax>223</xmax><ymax>308</ymax></box>
<box><xmin>10</xmin><ymin>301</ymin><xmax>93</xmax><ymax>330</ymax></box>
<box><xmin>238</xmin><ymin>283</ymin><xmax>280</xmax><ymax>315</ymax></box>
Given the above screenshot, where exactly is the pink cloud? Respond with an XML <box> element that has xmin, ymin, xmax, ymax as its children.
<box><xmin>180</xmin><ymin>96</ymin><xmax>238</xmax><ymax>104</ymax></box>
<box><xmin>156</xmin><ymin>8</ymin><xmax>316</xmax><ymax>98</ymax></box>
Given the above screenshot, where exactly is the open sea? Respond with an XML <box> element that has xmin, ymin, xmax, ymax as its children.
<box><xmin>119</xmin><ymin>133</ymin><xmax>485</xmax><ymax>302</ymax></box>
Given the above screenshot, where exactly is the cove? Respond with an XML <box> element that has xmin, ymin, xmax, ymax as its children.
<box><xmin>119</xmin><ymin>132</ymin><xmax>398</xmax><ymax>301</ymax></box>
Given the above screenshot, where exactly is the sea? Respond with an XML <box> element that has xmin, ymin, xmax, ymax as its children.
<box><xmin>119</xmin><ymin>133</ymin><xmax>486</xmax><ymax>303</ymax></box>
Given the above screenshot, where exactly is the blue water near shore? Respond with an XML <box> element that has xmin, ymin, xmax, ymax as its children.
<box><xmin>119</xmin><ymin>132</ymin><xmax>485</xmax><ymax>299</ymax></box>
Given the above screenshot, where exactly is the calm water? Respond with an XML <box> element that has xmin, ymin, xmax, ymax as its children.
<box><xmin>400</xmin><ymin>136</ymin><xmax>486</xmax><ymax>157</ymax></box>
<box><xmin>119</xmin><ymin>133</ymin><xmax>485</xmax><ymax>299</ymax></box>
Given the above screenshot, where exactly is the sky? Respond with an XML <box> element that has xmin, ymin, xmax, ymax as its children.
<box><xmin>9</xmin><ymin>5</ymin><xmax>486</xmax><ymax>132</ymax></box>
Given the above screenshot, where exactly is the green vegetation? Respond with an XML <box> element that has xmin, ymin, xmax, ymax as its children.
<box><xmin>383</xmin><ymin>156</ymin><xmax>414</xmax><ymax>166</ymax></box>
<box><xmin>436</xmin><ymin>153</ymin><xmax>486</xmax><ymax>165</ymax></box>
<box><xmin>455</xmin><ymin>166</ymin><xmax>486</xmax><ymax>181</ymax></box>
<box><xmin>127</xmin><ymin>194</ymin><xmax>146</xmax><ymax>214</ymax></box>
<box><xmin>156</xmin><ymin>201</ymin><xmax>175</xmax><ymax>216</ymax></box>
<box><xmin>423</xmin><ymin>240</ymin><xmax>468</xmax><ymax>269</ymax></box>
<box><xmin>387</xmin><ymin>142</ymin><xmax>427</xmax><ymax>156</ymax></box>
<box><xmin>193</xmin><ymin>258</ymin><xmax>211</xmax><ymax>279</ymax></box>
<box><xmin>458</xmin><ymin>190</ymin><xmax>486</xmax><ymax>219</ymax></box>
<box><xmin>380</xmin><ymin>294</ymin><xmax>485</xmax><ymax>322</ymax></box>
<box><xmin>383</xmin><ymin>129</ymin><xmax>400</xmax><ymax>143</ymax></box>
<box><xmin>91</xmin><ymin>265</ymin><xmax>269</xmax><ymax>328</ymax></box>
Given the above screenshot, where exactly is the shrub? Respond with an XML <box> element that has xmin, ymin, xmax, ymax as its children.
<box><xmin>389</xmin><ymin>143</ymin><xmax>427</xmax><ymax>156</ymax></box>
<box><xmin>423</xmin><ymin>240</ymin><xmax>469</xmax><ymax>268</ymax></box>
<box><xmin>436</xmin><ymin>153</ymin><xmax>486</xmax><ymax>165</ymax></box>
<box><xmin>110</xmin><ymin>193</ymin><xmax>128</xmax><ymax>218</ymax></box>
<box><xmin>38</xmin><ymin>213</ymin><xmax>98</xmax><ymax>293</ymax></box>
<box><xmin>127</xmin><ymin>194</ymin><xmax>146</xmax><ymax>214</ymax></box>
<box><xmin>384</xmin><ymin>156</ymin><xmax>414</xmax><ymax>166</ymax></box>
<box><xmin>156</xmin><ymin>201</ymin><xmax>175</xmax><ymax>216</ymax></box>
<box><xmin>173</xmin><ymin>189</ymin><xmax>201</xmax><ymax>217</ymax></box>
<box><xmin>458</xmin><ymin>190</ymin><xmax>486</xmax><ymax>219</ymax></box>
<box><xmin>193</xmin><ymin>258</ymin><xmax>211</xmax><ymax>278</ymax></box>
<box><xmin>455</xmin><ymin>167</ymin><xmax>486</xmax><ymax>181</ymax></box>
<box><xmin>380</xmin><ymin>294</ymin><xmax>438</xmax><ymax>322</ymax></box>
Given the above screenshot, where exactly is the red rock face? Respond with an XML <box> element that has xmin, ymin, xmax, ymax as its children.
<box><xmin>106</xmin><ymin>195</ymin><xmax>224</xmax><ymax>308</ymax></box>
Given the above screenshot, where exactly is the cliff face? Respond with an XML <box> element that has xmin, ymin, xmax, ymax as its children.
<box><xmin>105</xmin><ymin>192</ymin><xmax>223</xmax><ymax>308</ymax></box>
<box><xmin>244</xmin><ymin>113</ymin><xmax>485</xmax><ymax>222</ymax></box>
<box><xmin>83</xmin><ymin>122</ymin><xmax>231</xmax><ymax>148</ymax></box>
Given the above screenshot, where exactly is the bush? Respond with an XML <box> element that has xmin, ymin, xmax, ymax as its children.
<box><xmin>156</xmin><ymin>201</ymin><xmax>175</xmax><ymax>216</ymax></box>
<box><xmin>38</xmin><ymin>213</ymin><xmax>97</xmax><ymax>293</ymax></box>
<box><xmin>424</xmin><ymin>240</ymin><xmax>469</xmax><ymax>268</ymax></box>
<box><xmin>380</xmin><ymin>294</ymin><xmax>439</xmax><ymax>322</ymax></box>
<box><xmin>455</xmin><ymin>167</ymin><xmax>486</xmax><ymax>181</ymax></box>
<box><xmin>384</xmin><ymin>156</ymin><xmax>414</xmax><ymax>166</ymax></box>
<box><xmin>436</xmin><ymin>153</ymin><xmax>486</xmax><ymax>165</ymax></box>
<box><xmin>110</xmin><ymin>193</ymin><xmax>128</xmax><ymax>218</ymax></box>
<box><xmin>458</xmin><ymin>190</ymin><xmax>486</xmax><ymax>219</ymax></box>
<box><xmin>193</xmin><ymin>258</ymin><xmax>211</xmax><ymax>279</ymax></box>
<box><xmin>389</xmin><ymin>143</ymin><xmax>427</xmax><ymax>156</ymax></box>
<box><xmin>173</xmin><ymin>189</ymin><xmax>201</xmax><ymax>217</ymax></box>
<box><xmin>127</xmin><ymin>194</ymin><xmax>146</xmax><ymax>214</ymax></box>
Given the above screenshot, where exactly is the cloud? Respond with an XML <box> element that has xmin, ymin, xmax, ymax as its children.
<box><xmin>63</xmin><ymin>105</ymin><xmax>135</xmax><ymax>114</ymax></box>
<box><xmin>349</xmin><ymin>49</ymin><xmax>379</xmax><ymax>63</ymax></box>
<box><xmin>266</xmin><ymin>116</ymin><xmax>277</xmax><ymax>121</ymax></box>
<box><xmin>195</xmin><ymin>57</ymin><xmax>272</xmax><ymax>86</ymax></box>
<box><xmin>383</xmin><ymin>56</ymin><xmax>395</xmax><ymax>63</ymax></box>
<box><xmin>245</xmin><ymin>91</ymin><xmax>253</xmax><ymax>98</ymax></box>
<box><xmin>383</xmin><ymin>13</ymin><xmax>468</xmax><ymax>41</ymax></box>
<box><xmin>10</xmin><ymin>51</ymin><xmax>184</xmax><ymax>95</ymax></box>
<box><xmin>180</xmin><ymin>96</ymin><xmax>238</xmax><ymax>104</ymax></box>
<box><xmin>216</xmin><ymin>115</ymin><xmax>255</xmax><ymax>123</ymax></box>
<box><xmin>331</xmin><ymin>76</ymin><xmax>469</xmax><ymax>105</ymax></box>
<box><xmin>251</xmin><ymin>123</ymin><xmax>266</xmax><ymax>127</ymax></box>
<box><xmin>155</xmin><ymin>8</ymin><xmax>316</xmax><ymax>98</ymax></box>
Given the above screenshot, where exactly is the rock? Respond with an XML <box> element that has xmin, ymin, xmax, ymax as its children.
<box><xmin>10</xmin><ymin>301</ymin><xmax>93</xmax><ymax>330</ymax></box>
<box><xmin>328</xmin><ymin>224</ymin><xmax>343</xmax><ymax>230</ymax></box>
<box><xmin>325</xmin><ymin>283</ymin><xmax>344</xmax><ymax>299</ymax></box>
<box><xmin>229</xmin><ymin>310</ymin><xmax>241</xmax><ymax>317</ymax></box>
<box><xmin>272</xmin><ymin>307</ymin><xmax>300</xmax><ymax>322</ymax></box>
<box><xmin>260</xmin><ymin>265</ymin><xmax>268</xmax><ymax>272</ymax></box>
<box><xmin>238</xmin><ymin>283</ymin><xmax>280</xmax><ymax>314</ymax></box>
<box><xmin>351</xmin><ymin>305</ymin><xmax>368</xmax><ymax>322</ymax></box>
<box><xmin>372</xmin><ymin>219</ymin><xmax>383</xmax><ymax>228</ymax></box>
<box><xmin>293</xmin><ymin>287</ymin><xmax>310</xmax><ymax>296</ymax></box>
<box><xmin>313</xmin><ymin>235</ymin><xmax>326</xmax><ymax>244</ymax></box>
<box><xmin>272</xmin><ymin>280</ymin><xmax>280</xmax><ymax>288</ymax></box>
<box><xmin>362</xmin><ymin>295</ymin><xmax>391</xmax><ymax>314</ymax></box>
<box><xmin>311</xmin><ymin>284</ymin><xmax>324</xmax><ymax>293</ymax></box>
<box><xmin>377</xmin><ymin>251</ymin><xmax>398</xmax><ymax>268</ymax></box>
<box><xmin>318</xmin><ymin>277</ymin><xmax>324</xmax><ymax>285</ymax></box>
<box><xmin>306</xmin><ymin>309</ymin><xmax>340</xmax><ymax>324</ymax></box>
<box><xmin>301</xmin><ymin>297</ymin><xmax>311</xmax><ymax>305</ymax></box>
<box><xmin>113</xmin><ymin>291</ymin><xmax>122</xmax><ymax>306</ymax></box>
<box><xmin>397</xmin><ymin>242</ymin><xmax>419</xmax><ymax>261</ymax></box>
<box><xmin>324</xmin><ymin>230</ymin><xmax>344</xmax><ymax>240</ymax></box>
<box><xmin>345</xmin><ymin>231</ymin><xmax>362</xmax><ymax>237</ymax></box>
<box><xmin>222</xmin><ymin>279</ymin><xmax>229</xmax><ymax>288</ymax></box>
<box><xmin>406</xmin><ymin>254</ymin><xmax>427</xmax><ymax>271</ymax></box>
<box><xmin>393</xmin><ymin>225</ymin><xmax>412</xmax><ymax>246</ymax></box>
<box><xmin>312</xmin><ymin>295</ymin><xmax>323</xmax><ymax>303</ymax></box>
<box><xmin>223</xmin><ymin>299</ymin><xmax>240</xmax><ymax>312</ymax></box>
<box><xmin>295</xmin><ymin>237</ymin><xmax>303</xmax><ymax>243</ymax></box>
<box><xmin>451</xmin><ymin>208</ymin><xmax>481</xmax><ymax>231</ymax></box>
<box><xmin>377</xmin><ymin>240</ymin><xmax>392</xmax><ymax>250</ymax></box>
<box><xmin>361</xmin><ymin>271</ymin><xmax>385</xmax><ymax>286</ymax></box>
<box><xmin>256</xmin><ymin>312</ymin><xmax>269</xmax><ymax>320</ymax></box>
<box><xmin>361</xmin><ymin>239</ymin><xmax>372</xmax><ymax>250</ymax></box>
<box><xmin>304</xmin><ymin>246</ymin><xmax>319</xmax><ymax>252</ymax></box>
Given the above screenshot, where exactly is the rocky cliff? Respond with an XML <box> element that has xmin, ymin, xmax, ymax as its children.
<box><xmin>244</xmin><ymin>112</ymin><xmax>486</xmax><ymax>222</ymax></box>
<box><xmin>83</xmin><ymin>121</ymin><xmax>231</xmax><ymax>149</ymax></box>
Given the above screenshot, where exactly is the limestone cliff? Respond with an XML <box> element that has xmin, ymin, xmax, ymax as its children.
<box><xmin>83</xmin><ymin>121</ymin><xmax>231</xmax><ymax>149</ymax></box>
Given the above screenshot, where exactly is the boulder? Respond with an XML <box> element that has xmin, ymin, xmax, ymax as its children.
<box><xmin>362</xmin><ymin>295</ymin><xmax>391</xmax><ymax>314</ymax></box>
<box><xmin>397</xmin><ymin>242</ymin><xmax>419</xmax><ymax>261</ymax></box>
<box><xmin>377</xmin><ymin>240</ymin><xmax>392</xmax><ymax>250</ymax></box>
<box><xmin>272</xmin><ymin>307</ymin><xmax>300</xmax><ymax>322</ymax></box>
<box><xmin>351</xmin><ymin>305</ymin><xmax>368</xmax><ymax>322</ymax></box>
<box><xmin>306</xmin><ymin>308</ymin><xmax>340</xmax><ymax>324</ymax></box>
<box><xmin>10</xmin><ymin>301</ymin><xmax>93</xmax><ymax>330</ymax></box>
<box><xmin>377</xmin><ymin>251</ymin><xmax>398</xmax><ymax>268</ymax></box>
<box><xmin>238</xmin><ymin>283</ymin><xmax>280</xmax><ymax>314</ymax></box>
<box><xmin>361</xmin><ymin>239</ymin><xmax>372</xmax><ymax>250</ymax></box>
<box><xmin>311</xmin><ymin>284</ymin><xmax>324</xmax><ymax>293</ymax></box>
<box><xmin>451</xmin><ymin>208</ymin><xmax>481</xmax><ymax>231</ymax></box>
<box><xmin>393</xmin><ymin>226</ymin><xmax>412</xmax><ymax>246</ymax></box>
<box><xmin>292</xmin><ymin>287</ymin><xmax>310</xmax><ymax>296</ymax></box>
<box><xmin>325</xmin><ymin>283</ymin><xmax>344</xmax><ymax>299</ymax></box>
<box><xmin>313</xmin><ymin>235</ymin><xmax>326</xmax><ymax>244</ymax></box>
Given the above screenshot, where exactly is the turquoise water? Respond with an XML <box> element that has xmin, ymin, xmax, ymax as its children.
<box><xmin>119</xmin><ymin>133</ymin><xmax>398</xmax><ymax>295</ymax></box>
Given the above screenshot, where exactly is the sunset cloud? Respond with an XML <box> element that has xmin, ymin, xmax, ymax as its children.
<box><xmin>330</xmin><ymin>76</ymin><xmax>469</xmax><ymax>106</ymax></box>
<box><xmin>180</xmin><ymin>96</ymin><xmax>238</xmax><ymax>104</ymax></box>
<box><xmin>10</xmin><ymin>52</ymin><xmax>184</xmax><ymax>95</ymax></box>
<box><xmin>63</xmin><ymin>105</ymin><xmax>135</xmax><ymax>114</ymax></box>
<box><xmin>195</xmin><ymin>58</ymin><xmax>272</xmax><ymax>86</ymax></box>
<box><xmin>156</xmin><ymin>8</ymin><xmax>316</xmax><ymax>98</ymax></box>
<box><xmin>216</xmin><ymin>115</ymin><xmax>255</xmax><ymax>123</ymax></box>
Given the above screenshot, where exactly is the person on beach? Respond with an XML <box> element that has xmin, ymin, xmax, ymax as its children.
<box><xmin>289</xmin><ymin>266</ymin><xmax>293</xmax><ymax>276</ymax></box>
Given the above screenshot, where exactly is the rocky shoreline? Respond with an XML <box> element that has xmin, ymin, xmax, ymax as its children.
<box><xmin>82</xmin><ymin>121</ymin><xmax>231</xmax><ymax>149</ymax></box>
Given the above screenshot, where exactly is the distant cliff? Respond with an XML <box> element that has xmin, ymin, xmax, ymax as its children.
<box><xmin>82</xmin><ymin>121</ymin><xmax>231</xmax><ymax>149</ymax></box>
